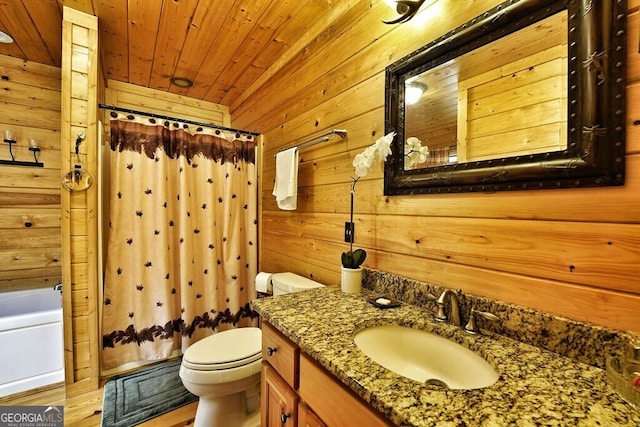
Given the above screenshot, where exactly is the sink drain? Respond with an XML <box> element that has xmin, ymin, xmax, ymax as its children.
<box><xmin>425</xmin><ymin>378</ymin><xmax>449</xmax><ymax>389</ymax></box>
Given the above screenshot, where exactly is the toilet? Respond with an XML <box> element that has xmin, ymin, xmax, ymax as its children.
<box><xmin>179</xmin><ymin>272</ymin><xmax>324</xmax><ymax>427</ymax></box>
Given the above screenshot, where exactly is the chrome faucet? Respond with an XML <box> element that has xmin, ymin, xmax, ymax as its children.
<box><xmin>435</xmin><ymin>289</ymin><xmax>461</xmax><ymax>326</ymax></box>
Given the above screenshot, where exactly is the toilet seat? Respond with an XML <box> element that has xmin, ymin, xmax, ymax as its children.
<box><xmin>183</xmin><ymin>327</ymin><xmax>262</xmax><ymax>371</ymax></box>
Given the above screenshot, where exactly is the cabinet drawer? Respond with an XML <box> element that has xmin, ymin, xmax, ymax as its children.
<box><xmin>262</xmin><ymin>322</ymin><xmax>299</xmax><ymax>389</ymax></box>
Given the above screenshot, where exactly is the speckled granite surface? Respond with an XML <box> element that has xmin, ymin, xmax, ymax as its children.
<box><xmin>362</xmin><ymin>268</ymin><xmax>632</xmax><ymax>370</ymax></box>
<box><xmin>252</xmin><ymin>284</ymin><xmax>640</xmax><ymax>426</ymax></box>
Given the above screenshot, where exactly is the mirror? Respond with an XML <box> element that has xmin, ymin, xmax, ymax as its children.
<box><xmin>404</xmin><ymin>11</ymin><xmax>568</xmax><ymax>168</ymax></box>
<box><xmin>384</xmin><ymin>0</ymin><xmax>626</xmax><ymax>194</ymax></box>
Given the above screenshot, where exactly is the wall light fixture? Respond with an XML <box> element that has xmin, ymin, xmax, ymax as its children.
<box><xmin>171</xmin><ymin>77</ymin><xmax>193</xmax><ymax>88</ymax></box>
<box><xmin>405</xmin><ymin>82</ymin><xmax>427</xmax><ymax>105</ymax></box>
<box><xmin>0</xmin><ymin>31</ymin><xmax>13</xmax><ymax>44</ymax></box>
<box><xmin>1</xmin><ymin>130</ymin><xmax>44</xmax><ymax>167</ymax></box>
<box><xmin>383</xmin><ymin>0</ymin><xmax>436</xmax><ymax>24</ymax></box>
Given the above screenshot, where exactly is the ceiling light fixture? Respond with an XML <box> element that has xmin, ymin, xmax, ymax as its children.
<box><xmin>171</xmin><ymin>77</ymin><xmax>193</xmax><ymax>88</ymax></box>
<box><xmin>0</xmin><ymin>31</ymin><xmax>14</xmax><ymax>44</ymax></box>
<box><xmin>405</xmin><ymin>82</ymin><xmax>427</xmax><ymax>105</ymax></box>
<box><xmin>382</xmin><ymin>0</ymin><xmax>436</xmax><ymax>24</ymax></box>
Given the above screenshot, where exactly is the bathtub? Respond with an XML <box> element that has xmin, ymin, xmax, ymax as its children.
<box><xmin>0</xmin><ymin>287</ymin><xmax>64</xmax><ymax>397</ymax></box>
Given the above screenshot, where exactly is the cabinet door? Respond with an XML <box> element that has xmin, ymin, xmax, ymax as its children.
<box><xmin>298</xmin><ymin>402</ymin><xmax>327</xmax><ymax>427</ymax></box>
<box><xmin>299</xmin><ymin>354</ymin><xmax>392</xmax><ymax>427</ymax></box>
<box><xmin>262</xmin><ymin>363</ymin><xmax>298</xmax><ymax>427</ymax></box>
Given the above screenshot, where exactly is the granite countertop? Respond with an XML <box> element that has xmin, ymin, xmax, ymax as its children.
<box><xmin>252</xmin><ymin>285</ymin><xmax>640</xmax><ymax>427</ymax></box>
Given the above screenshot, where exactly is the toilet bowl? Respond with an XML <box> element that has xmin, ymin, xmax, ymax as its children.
<box><xmin>179</xmin><ymin>327</ymin><xmax>262</xmax><ymax>427</ymax></box>
<box><xmin>179</xmin><ymin>272</ymin><xmax>324</xmax><ymax>427</ymax></box>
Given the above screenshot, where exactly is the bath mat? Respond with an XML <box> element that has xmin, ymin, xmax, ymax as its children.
<box><xmin>101</xmin><ymin>359</ymin><xmax>198</xmax><ymax>427</ymax></box>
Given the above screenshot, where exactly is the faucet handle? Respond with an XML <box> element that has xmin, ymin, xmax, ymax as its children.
<box><xmin>434</xmin><ymin>304</ymin><xmax>448</xmax><ymax>323</ymax></box>
<box><xmin>626</xmin><ymin>334</ymin><xmax>640</xmax><ymax>363</ymax></box>
<box><xmin>464</xmin><ymin>308</ymin><xmax>498</xmax><ymax>334</ymax></box>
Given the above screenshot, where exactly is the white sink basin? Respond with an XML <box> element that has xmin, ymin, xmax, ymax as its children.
<box><xmin>354</xmin><ymin>325</ymin><xmax>498</xmax><ymax>390</ymax></box>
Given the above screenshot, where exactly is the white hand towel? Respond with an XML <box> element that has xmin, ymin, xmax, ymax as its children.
<box><xmin>272</xmin><ymin>147</ymin><xmax>299</xmax><ymax>210</ymax></box>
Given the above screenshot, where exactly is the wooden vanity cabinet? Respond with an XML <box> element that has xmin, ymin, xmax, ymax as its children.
<box><xmin>262</xmin><ymin>322</ymin><xmax>299</xmax><ymax>426</ymax></box>
<box><xmin>262</xmin><ymin>363</ymin><xmax>298</xmax><ymax>427</ymax></box>
<box><xmin>298</xmin><ymin>354</ymin><xmax>390</xmax><ymax>427</ymax></box>
<box><xmin>261</xmin><ymin>321</ymin><xmax>391</xmax><ymax>427</ymax></box>
<box><xmin>298</xmin><ymin>402</ymin><xmax>326</xmax><ymax>427</ymax></box>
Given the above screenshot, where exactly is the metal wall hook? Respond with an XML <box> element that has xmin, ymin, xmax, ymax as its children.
<box><xmin>75</xmin><ymin>130</ymin><xmax>86</xmax><ymax>155</ymax></box>
<box><xmin>62</xmin><ymin>130</ymin><xmax>93</xmax><ymax>192</ymax></box>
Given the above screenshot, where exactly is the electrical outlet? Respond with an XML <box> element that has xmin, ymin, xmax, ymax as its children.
<box><xmin>344</xmin><ymin>221</ymin><xmax>355</xmax><ymax>243</ymax></box>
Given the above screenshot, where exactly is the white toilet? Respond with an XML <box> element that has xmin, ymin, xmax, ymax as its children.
<box><xmin>179</xmin><ymin>272</ymin><xmax>324</xmax><ymax>427</ymax></box>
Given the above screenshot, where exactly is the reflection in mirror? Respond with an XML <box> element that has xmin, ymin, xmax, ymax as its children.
<box><xmin>385</xmin><ymin>0</ymin><xmax>626</xmax><ymax>195</ymax></box>
<box><xmin>404</xmin><ymin>11</ymin><xmax>568</xmax><ymax>170</ymax></box>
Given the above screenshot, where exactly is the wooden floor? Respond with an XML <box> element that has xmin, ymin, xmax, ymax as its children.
<box><xmin>0</xmin><ymin>382</ymin><xmax>197</xmax><ymax>427</ymax></box>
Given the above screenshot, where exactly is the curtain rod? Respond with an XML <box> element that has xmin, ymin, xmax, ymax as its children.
<box><xmin>275</xmin><ymin>129</ymin><xmax>347</xmax><ymax>157</ymax></box>
<box><xmin>98</xmin><ymin>103</ymin><xmax>260</xmax><ymax>137</ymax></box>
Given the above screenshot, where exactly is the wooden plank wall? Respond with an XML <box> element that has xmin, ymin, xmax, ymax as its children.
<box><xmin>103</xmin><ymin>80</ymin><xmax>231</xmax><ymax>130</ymax></box>
<box><xmin>459</xmin><ymin>48</ymin><xmax>567</xmax><ymax>161</ymax></box>
<box><xmin>234</xmin><ymin>0</ymin><xmax>640</xmax><ymax>333</ymax></box>
<box><xmin>60</xmin><ymin>6</ymin><xmax>100</xmax><ymax>396</ymax></box>
<box><xmin>0</xmin><ymin>55</ymin><xmax>61</xmax><ymax>292</ymax></box>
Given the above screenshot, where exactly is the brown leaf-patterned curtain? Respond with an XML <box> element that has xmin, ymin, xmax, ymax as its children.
<box><xmin>101</xmin><ymin>115</ymin><xmax>258</xmax><ymax>370</ymax></box>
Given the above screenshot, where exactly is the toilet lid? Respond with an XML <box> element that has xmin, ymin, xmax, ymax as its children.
<box><xmin>272</xmin><ymin>272</ymin><xmax>324</xmax><ymax>294</ymax></box>
<box><xmin>183</xmin><ymin>327</ymin><xmax>262</xmax><ymax>371</ymax></box>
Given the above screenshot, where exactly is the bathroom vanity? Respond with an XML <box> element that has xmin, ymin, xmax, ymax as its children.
<box><xmin>261</xmin><ymin>321</ymin><xmax>390</xmax><ymax>427</ymax></box>
<box><xmin>253</xmin><ymin>284</ymin><xmax>640</xmax><ymax>426</ymax></box>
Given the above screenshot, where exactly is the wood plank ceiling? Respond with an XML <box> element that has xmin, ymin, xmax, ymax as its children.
<box><xmin>0</xmin><ymin>0</ymin><xmax>352</xmax><ymax>116</ymax></box>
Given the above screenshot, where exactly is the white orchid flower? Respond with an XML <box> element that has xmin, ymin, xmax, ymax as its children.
<box><xmin>374</xmin><ymin>132</ymin><xmax>394</xmax><ymax>160</ymax></box>
<box><xmin>353</xmin><ymin>152</ymin><xmax>372</xmax><ymax>177</ymax></box>
<box><xmin>352</xmin><ymin>132</ymin><xmax>396</xmax><ymax>177</ymax></box>
<box><xmin>404</xmin><ymin>136</ymin><xmax>429</xmax><ymax>168</ymax></box>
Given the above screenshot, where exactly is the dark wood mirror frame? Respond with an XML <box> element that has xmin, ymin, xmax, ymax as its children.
<box><xmin>384</xmin><ymin>0</ymin><xmax>626</xmax><ymax>195</ymax></box>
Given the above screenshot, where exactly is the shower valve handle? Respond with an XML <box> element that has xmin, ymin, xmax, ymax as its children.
<box><xmin>267</xmin><ymin>346</ymin><xmax>277</xmax><ymax>356</ymax></box>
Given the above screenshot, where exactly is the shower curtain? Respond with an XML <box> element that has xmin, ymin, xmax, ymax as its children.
<box><xmin>101</xmin><ymin>114</ymin><xmax>258</xmax><ymax>369</ymax></box>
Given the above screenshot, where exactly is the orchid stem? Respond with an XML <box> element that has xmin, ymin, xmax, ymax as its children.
<box><xmin>349</xmin><ymin>177</ymin><xmax>360</xmax><ymax>253</ymax></box>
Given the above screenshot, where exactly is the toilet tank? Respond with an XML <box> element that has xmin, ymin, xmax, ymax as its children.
<box><xmin>271</xmin><ymin>272</ymin><xmax>324</xmax><ymax>296</ymax></box>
